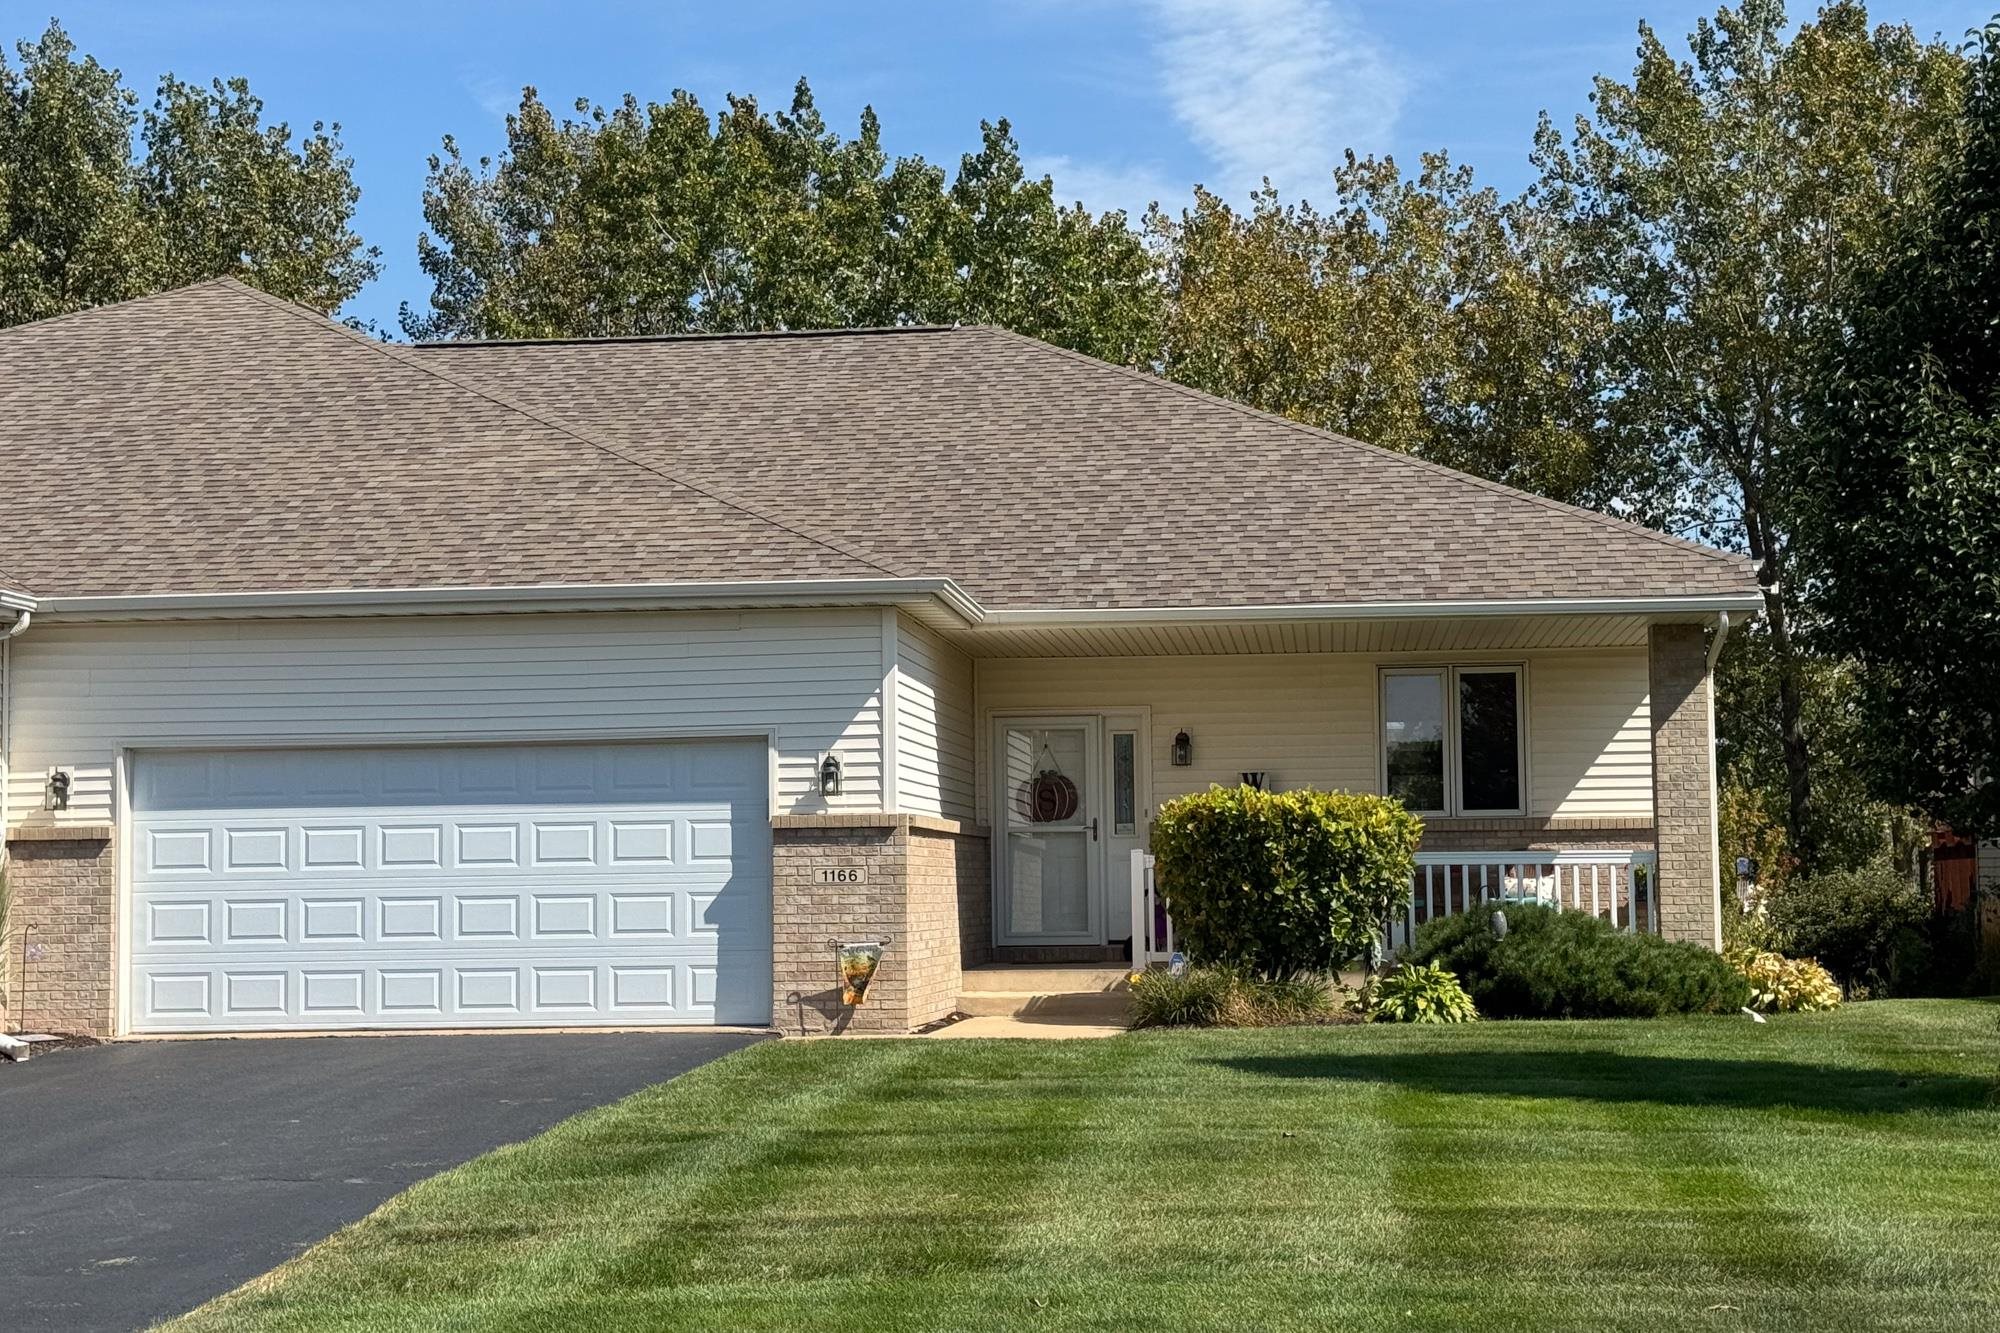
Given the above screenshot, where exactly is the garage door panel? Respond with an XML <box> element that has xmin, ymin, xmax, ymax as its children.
<box><xmin>130</xmin><ymin>741</ymin><xmax>771</xmax><ymax>1031</ymax></box>
<box><xmin>130</xmin><ymin>953</ymin><xmax>761</xmax><ymax>1029</ymax></box>
<box><xmin>133</xmin><ymin>741</ymin><xmax>752</xmax><ymax>814</ymax></box>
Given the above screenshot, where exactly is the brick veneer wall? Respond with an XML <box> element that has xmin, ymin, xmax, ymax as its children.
<box><xmin>3</xmin><ymin>827</ymin><xmax>117</xmax><ymax>1037</ymax></box>
<box><xmin>1648</xmin><ymin>623</ymin><xmax>1722</xmax><ymax>948</ymax></box>
<box><xmin>769</xmin><ymin>815</ymin><xmax>989</xmax><ymax>1036</ymax></box>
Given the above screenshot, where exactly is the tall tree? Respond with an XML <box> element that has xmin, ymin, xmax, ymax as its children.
<box><xmin>1532</xmin><ymin>1</ymin><xmax>1965</xmax><ymax>867</ymax></box>
<box><xmin>0</xmin><ymin>20</ymin><xmax>377</xmax><ymax>327</ymax></box>
<box><xmin>403</xmin><ymin>81</ymin><xmax>1158</xmax><ymax>362</ymax></box>
<box><xmin>1792</xmin><ymin>17</ymin><xmax>2000</xmax><ymax>838</ymax></box>
<box><xmin>1146</xmin><ymin>153</ymin><xmax>1623</xmax><ymax>507</ymax></box>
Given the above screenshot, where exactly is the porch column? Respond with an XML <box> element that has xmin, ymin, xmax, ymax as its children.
<box><xmin>1648</xmin><ymin>623</ymin><xmax>1722</xmax><ymax>950</ymax></box>
<box><xmin>769</xmin><ymin>814</ymin><xmax>989</xmax><ymax>1035</ymax></box>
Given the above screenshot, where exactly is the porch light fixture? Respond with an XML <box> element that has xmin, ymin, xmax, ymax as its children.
<box><xmin>1171</xmin><ymin>730</ymin><xmax>1192</xmax><ymax>767</ymax></box>
<box><xmin>45</xmin><ymin>768</ymin><xmax>72</xmax><ymax>812</ymax></box>
<box><xmin>818</xmin><ymin>752</ymin><xmax>843</xmax><ymax>797</ymax></box>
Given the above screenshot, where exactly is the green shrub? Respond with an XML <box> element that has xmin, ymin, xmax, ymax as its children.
<box><xmin>1763</xmin><ymin>862</ymin><xmax>1929</xmax><ymax>994</ymax></box>
<box><xmin>1152</xmin><ymin>786</ymin><xmax>1423</xmax><ymax>976</ymax></box>
<box><xmin>1366</xmin><ymin>961</ymin><xmax>1478</xmax><ymax>1024</ymax></box>
<box><xmin>1127</xmin><ymin>966</ymin><xmax>1340</xmax><ymax>1028</ymax></box>
<box><xmin>1726</xmin><ymin>946</ymin><xmax>1842</xmax><ymax>1013</ymax></box>
<box><xmin>1405</xmin><ymin>904</ymin><xmax>1750</xmax><ymax>1019</ymax></box>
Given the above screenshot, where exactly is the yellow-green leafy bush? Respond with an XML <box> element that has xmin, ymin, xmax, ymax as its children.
<box><xmin>1366</xmin><ymin>960</ymin><xmax>1478</xmax><ymax>1024</ymax></box>
<box><xmin>1728</xmin><ymin>946</ymin><xmax>1843</xmax><ymax>1013</ymax></box>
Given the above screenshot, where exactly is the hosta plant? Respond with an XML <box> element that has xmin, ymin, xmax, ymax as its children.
<box><xmin>1366</xmin><ymin>960</ymin><xmax>1478</xmax><ymax>1024</ymax></box>
<box><xmin>1727</xmin><ymin>946</ymin><xmax>1842</xmax><ymax>1013</ymax></box>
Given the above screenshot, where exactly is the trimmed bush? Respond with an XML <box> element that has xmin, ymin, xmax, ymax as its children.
<box><xmin>1764</xmin><ymin>863</ymin><xmax>1929</xmax><ymax>995</ymax></box>
<box><xmin>1405</xmin><ymin>904</ymin><xmax>1750</xmax><ymax>1019</ymax></box>
<box><xmin>1727</xmin><ymin>947</ymin><xmax>1842</xmax><ymax>1013</ymax></box>
<box><xmin>1366</xmin><ymin>961</ymin><xmax>1478</xmax><ymax>1024</ymax></box>
<box><xmin>1127</xmin><ymin>966</ymin><xmax>1341</xmax><ymax>1028</ymax></box>
<box><xmin>1152</xmin><ymin>786</ymin><xmax>1423</xmax><ymax>976</ymax></box>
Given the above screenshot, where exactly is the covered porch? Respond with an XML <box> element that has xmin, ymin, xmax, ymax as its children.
<box><xmin>912</xmin><ymin>605</ymin><xmax>1726</xmax><ymax>972</ymax></box>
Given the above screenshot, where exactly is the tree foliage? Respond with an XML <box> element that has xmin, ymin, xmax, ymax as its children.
<box><xmin>1530</xmin><ymin>1</ymin><xmax>1965</xmax><ymax>867</ymax></box>
<box><xmin>1145</xmin><ymin>156</ymin><xmax>1620</xmax><ymax>507</ymax></box>
<box><xmin>0</xmin><ymin>21</ymin><xmax>377</xmax><ymax>326</ymax></box>
<box><xmin>402</xmin><ymin>80</ymin><xmax>1158</xmax><ymax>361</ymax></box>
<box><xmin>1792</xmin><ymin>17</ymin><xmax>2000</xmax><ymax>837</ymax></box>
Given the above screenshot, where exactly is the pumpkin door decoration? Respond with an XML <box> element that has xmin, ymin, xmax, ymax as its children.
<box><xmin>837</xmin><ymin>941</ymin><xmax>885</xmax><ymax>1005</ymax></box>
<box><xmin>1022</xmin><ymin>739</ymin><xmax>1080</xmax><ymax>823</ymax></box>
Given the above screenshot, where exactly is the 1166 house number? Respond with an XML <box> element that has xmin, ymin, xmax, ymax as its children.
<box><xmin>814</xmin><ymin>866</ymin><xmax>868</xmax><ymax>885</ymax></box>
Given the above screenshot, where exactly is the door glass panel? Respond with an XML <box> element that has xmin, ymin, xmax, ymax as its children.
<box><xmin>1007</xmin><ymin>829</ymin><xmax>1090</xmax><ymax>935</ymax></box>
<box><xmin>1458</xmin><ymin>669</ymin><xmax>1521</xmax><ymax>812</ymax></box>
<box><xmin>1383</xmin><ymin>672</ymin><xmax>1446</xmax><ymax>813</ymax></box>
<box><xmin>1002</xmin><ymin>724</ymin><xmax>1092</xmax><ymax>938</ymax></box>
<box><xmin>1111</xmin><ymin>732</ymin><xmax>1137</xmax><ymax>836</ymax></box>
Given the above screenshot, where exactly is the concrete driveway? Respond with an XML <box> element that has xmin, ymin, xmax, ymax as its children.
<box><xmin>0</xmin><ymin>1030</ymin><xmax>764</xmax><ymax>1330</ymax></box>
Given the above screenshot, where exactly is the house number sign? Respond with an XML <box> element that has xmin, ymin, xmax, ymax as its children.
<box><xmin>815</xmin><ymin>866</ymin><xmax>868</xmax><ymax>885</ymax></box>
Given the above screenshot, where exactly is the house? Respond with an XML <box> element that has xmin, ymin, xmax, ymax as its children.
<box><xmin>0</xmin><ymin>280</ymin><xmax>1761</xmax><ymax>1037</ymax></box>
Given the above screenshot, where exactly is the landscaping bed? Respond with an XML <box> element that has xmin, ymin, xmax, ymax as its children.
<box><xmin>174</xmin><ymin>1000</ymin><xmax>2000</xmax><ymax>1331</ymax></box>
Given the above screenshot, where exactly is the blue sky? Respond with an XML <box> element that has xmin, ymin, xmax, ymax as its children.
<box><xmin>20</xmin><ymin>1</ymin><xmax>1988</xmax><ymax>332</ymax></box>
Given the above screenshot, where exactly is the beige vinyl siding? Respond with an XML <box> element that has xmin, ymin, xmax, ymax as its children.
<box><xmin>3</xmin><ymin>608</ymin><xmax>887</xmax><ymax>828</ymax></box>
<box><xmin>893</xmin><ymin>615</ymin><xmax>977</xmax><ymax>821</ymax></box>
<box><xmin>976</xmin><ymin>648</ymin><xmax>1653</xmax><ymax>824</ymax></box>
<box><xmin>1529</xmin><ymin>651</ymin><xmax>1654</xmax><ymax>818</ymax></box>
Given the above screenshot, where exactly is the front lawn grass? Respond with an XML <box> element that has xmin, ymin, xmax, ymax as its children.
<box><xmin>176</xmin><ymin>1000</ymin><xmax>2000</xmax><ymax>1332</ymax></box>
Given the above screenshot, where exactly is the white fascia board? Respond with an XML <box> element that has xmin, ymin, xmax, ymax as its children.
<box><xmin>36</xmin><ymin>578</ymin><xmax>986</xmax><ymax>625</ymax></box>
<box><xmin>968</xmin><ymin>593</ymin><xmax>1765</xmax><ymax>628</ymax></box>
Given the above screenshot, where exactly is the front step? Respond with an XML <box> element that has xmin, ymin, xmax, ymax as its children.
<box><xmin>957</xmin><ymin>965</ymin><xmax>1133</xmax><ymax>1024</ymax></box>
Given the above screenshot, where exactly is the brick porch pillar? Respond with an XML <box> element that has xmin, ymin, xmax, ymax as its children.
<box><xmin>1648</xmin><ymin>624</ymin><xmax>1722</xmax><ymax>949</ymax></box>
<box><xmin>769</xmin><ymin>814</ymin><xmax>988</xmax><ymax>1036</ymax></box>
<box><xmin>3</xmin><ymin>826</ymin><xmax>117</xmax><ymax>1037</ymax></box>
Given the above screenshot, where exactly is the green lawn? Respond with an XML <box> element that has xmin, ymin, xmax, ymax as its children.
<box><xmin>177</xmin><ymin>1001</ymin><xmax>2000</xmax><ymax>1332</ymax></box>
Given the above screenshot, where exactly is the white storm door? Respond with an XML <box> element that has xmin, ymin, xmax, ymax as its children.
<box><xmin>996</xmin><ymin>718</ymin><xmax>1102</xmax><ymax>945</ymax></box>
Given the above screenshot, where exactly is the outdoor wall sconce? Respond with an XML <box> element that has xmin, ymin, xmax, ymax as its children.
<box><xmin>819</xmin><ymin>752</ymin><xmax>843</xmax><ymax>797</ymax></box>
<box><xmin>1171</xmin><ymin>730</ymin><xmax>1192</xmax><ymax>767</ymax></box>
<box><xmin>45</xmin><ymin>768</ymin><xmax>71</xmax><ymax>812</ymax></box>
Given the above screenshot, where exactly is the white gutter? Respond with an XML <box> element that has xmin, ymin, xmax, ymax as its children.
<box><xmin>971</xmin><ymin>593</ymin><xmax>1765</xmax><ymax>629</ymax></box>
<box><xmin>21</xmin><ymin>582</ymin><xmax>1764</xmax><ymax>629</ymax></box>
<box><xmin>34</xmin><ymin>578</ymin><xmax>986</xmax><ymax>625</ymax></box>
<box><xmin>1706</xmin><ymin>611</ymin><xmax>1733</xmax><ymax>671</ymax></box>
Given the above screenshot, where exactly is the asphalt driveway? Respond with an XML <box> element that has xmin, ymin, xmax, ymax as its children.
<box><xmin>0</xmin><ymin>1030</ymin><xmax>764</xmax><ymax>1330</ymax></box>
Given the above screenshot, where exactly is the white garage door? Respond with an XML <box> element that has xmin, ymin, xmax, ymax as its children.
<box><xmin>127</xmin><ymin>740</ymin><xmax>772</xmax><ymax>1032</ymax></box>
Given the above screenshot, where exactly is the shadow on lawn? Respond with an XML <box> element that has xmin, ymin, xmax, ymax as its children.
<box><xmin>1212</xmin><ymin>1050</ymin><xmax>1999</xmax><ymax>1115</ymax></box>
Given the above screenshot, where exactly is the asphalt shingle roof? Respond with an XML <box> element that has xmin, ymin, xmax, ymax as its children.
<box><xmin>0</xmin><ymin>279</ymin><xmax>1757</xmax><ymax>610</ymax></box>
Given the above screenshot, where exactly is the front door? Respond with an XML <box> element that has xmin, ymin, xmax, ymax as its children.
<box><xmin>996</xmin><ymin>718</ymin><xmax>1102</xmax><ymax>945</ymax></box>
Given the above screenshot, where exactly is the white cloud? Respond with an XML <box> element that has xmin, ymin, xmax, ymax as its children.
<box><xmin>1025</xmin><ymin>153</ymin><xmax>1186</xmax><ymax>223</ymax></box>
<box><xmin>1148</xmin><ymin>0</ymin><xmax>1406</xmax><ymax>203</ymax></box>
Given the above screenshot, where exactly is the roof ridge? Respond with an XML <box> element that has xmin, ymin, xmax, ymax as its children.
<box><xmin>967</xmin><ymin>325</ymin><xmax>1757</xmax><ymax>574</ymax></box>
<box><xmin>218</xmin><ymin>283</ymin><xmax>913</xmax><ymax>580</ymax></box>
<box><xmin>0</xmin><ymin>276</ymin><xmax>248</xmax><ymax>341</ymax></box>
<box><xmin>417</xmin><ymin>324</ymin><xmax>956</xmax><ymax>350</ymax></box>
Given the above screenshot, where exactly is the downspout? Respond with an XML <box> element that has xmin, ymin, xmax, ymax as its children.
<box><xmin>1704</xmin><ymin>611</ymin><xmax>1731</xmax><ymax>951</ymax></box>
<box><xmin>2</xmin><ymin>609</ymin><xmax>30</xmax><ymax>840</ymax></box>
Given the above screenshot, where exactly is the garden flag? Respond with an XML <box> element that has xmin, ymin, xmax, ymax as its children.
<box><xmin>837</xmin><ymin>942</ymin><xmax>885</xmax><ymax>1005</ymax></box>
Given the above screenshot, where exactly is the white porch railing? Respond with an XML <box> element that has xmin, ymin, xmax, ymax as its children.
<box><xmin>1130</xmin><ymin>849</ymin><xmax>1174</xmax><ymax>968</ymax></box>
<box><xmin>1131</xmin><ymin>847</ymin><xmax>1657</xmax><ymax>968</ymax></box>
<box><xmin>1386</xmin><ymin>850</ymin><xmax>1658</xmax><ymax>957</ymax></box>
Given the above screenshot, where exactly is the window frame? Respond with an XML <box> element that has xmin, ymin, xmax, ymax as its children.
<box><xmin>1378</xmin><ymin>663</ymin><xmax>1528</xmax><ymax>818</ymax></box>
